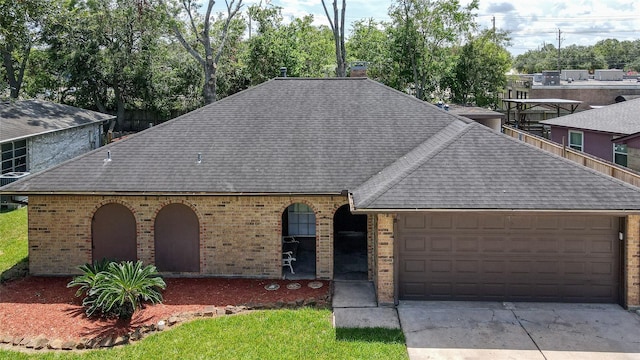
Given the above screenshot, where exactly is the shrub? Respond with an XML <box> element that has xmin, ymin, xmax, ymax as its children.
<box><xmin>69</xmin><ymin>260</ymin><xmax>166</xmax><ymax>320</ymax></box>
<box><xmin>67</xmin><ymin>258</ymin><xmax>111</xmax><ymax>299</ymax></box>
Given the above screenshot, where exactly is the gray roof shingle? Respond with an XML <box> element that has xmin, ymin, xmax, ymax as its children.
<box><xmin>353</xmin><ymin>122</ymin><xmax>640</xmax><ymax>210</ymax></box>
<box><xmin>1</xmin><ymin>78</ymin><xmax>460</xmax><ymax>193</ymax></box>
<box><xmin>5</xmin><ymin>78</ymin><xmax>640</xmax><ymax>211</ymax></box>
<box><xmin>539</xmin><ymin>98</ymin><xmax>640</xmax><ymax>134</ymax></box>
<box><xmin>0</xmin><ymin>99</ymin><xmax>114</xmax><ymax>142</ymax></box>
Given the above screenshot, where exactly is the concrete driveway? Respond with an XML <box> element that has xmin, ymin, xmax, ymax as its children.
<box><xmin>398</xmin><ymin>301</ymin><xmax>640</xmax><ymax>360</ymax></box>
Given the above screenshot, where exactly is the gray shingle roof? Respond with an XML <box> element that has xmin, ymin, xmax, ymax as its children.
<box><xmin>1</xmin><ymin>78</ymin><xmax>460</xmax><ymax>193</ymax></box>
<box><xmin>4</xmin><ymin>78</ymin><xmax>640</xmax><ymax>211</ymax></box>
<box><xmin>0</xmin><ymin>99</ymin><xmax>114</xmax><ymax>142</ymax></box>
<box><xmin>539</xmin><ymin>98</ymin><xmax>640</xmax><ymax>134</ymax></box>
<box><xmin>353</xmin><ymin>122</ymin><xmax>640</xmax><ymax>210</ymax></box>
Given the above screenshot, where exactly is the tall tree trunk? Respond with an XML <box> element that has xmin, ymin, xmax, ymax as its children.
<box><xmin>322</xmin><ymin>0</ymin><xmax>347</xmax><ymax>77</ymax></box>
<box><xmin>112</xmin><ymin>84</ymin><xmax>125</xmax><ymax>131</ymax></box>
<box><xmin>171</xmin><ymin>0</ymin><xmax>243</xmax><ymax>105</ymax></box>
<box><xmin>1</xmin><ymin>44</ymin><xmax>30</xmax><ymax>99</ymax></box>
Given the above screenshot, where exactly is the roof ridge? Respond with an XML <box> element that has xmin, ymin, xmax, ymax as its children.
<box><xmin>353</xmin><ymin>120</ymin><xmax>473</xmax><ymax>208</ymax></box>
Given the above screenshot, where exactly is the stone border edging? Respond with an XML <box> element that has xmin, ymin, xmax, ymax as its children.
<box><xmin>0</xmin><ymin>294</ymin><xmax>331</xmax><ymax>352</ymax></box>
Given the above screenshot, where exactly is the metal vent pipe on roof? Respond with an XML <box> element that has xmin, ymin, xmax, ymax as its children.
<box><xmin>280</xmin><ymin>67</ymin><xmax>287</xmax><ymax>77</ymax></box>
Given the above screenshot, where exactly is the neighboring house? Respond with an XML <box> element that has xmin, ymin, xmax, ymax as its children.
<box><xmin>504</xmin><ymin>73</ymin><xmax>640</xmax><ymax>110</ymax></box>
<box><xmin>5</xmin><ymin>78</ymin><xmax>640</xmax><ymax>308</ymax></box>
<box><xmin>445</xmin><ymin>104</ymin><xmax>505</xmax><ymax>132</ymax></box>
<box><xmin>540</xmin><ymin>98</ymin><xmax>640</xmax><ymax>170</ymax></box>
<box><xmin>0</xmin><ymin>99</ymin><xmax>114</xmax><ymax>175</ymax></box>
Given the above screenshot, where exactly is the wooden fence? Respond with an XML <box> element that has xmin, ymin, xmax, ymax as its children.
<box><xmin>503</xmin><ymin>126</ymin><xmax>640</xmax><ymax>188</ymax></box>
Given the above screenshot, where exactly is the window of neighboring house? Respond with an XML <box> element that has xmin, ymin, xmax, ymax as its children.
<box><xmin>1</xmin><ymin>140</ymin><xmax>27</xmax><ymax>174</ymax></box>
<box><xmin>568</xmin><ymin>131</ymin><xmax>583</xmax><ymax>151</ymax></box>
<box><xmin>287</xmin><ymin>203</ymin><xmax>316</xmax><ymax>236</ymax></box>
<box><xmin>614</xmin><ymin>143</ymin><xmax>628</xmax><ymax>167</ymax></box>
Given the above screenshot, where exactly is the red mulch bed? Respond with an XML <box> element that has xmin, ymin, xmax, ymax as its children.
<box><xmin>0</xmin><ymin>277</ymin><xmax>331</xmax><ymax>342</ymax></box>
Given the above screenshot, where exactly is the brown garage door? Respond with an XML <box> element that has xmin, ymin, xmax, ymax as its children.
<box><xmin>398</xmin><ymin>213</ymin><xmax>621</xmax><ymax>303</ymax></box>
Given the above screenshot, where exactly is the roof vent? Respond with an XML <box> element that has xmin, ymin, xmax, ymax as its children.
<box><xmin>104</xmin><ymin>150</ymin><xmax>112</xmax><ymax>162</ymax></box>
<box><xmin>197</xmin><ymin>152</ymin><xmax>202</xmax><ymax>164</ymax></box>
<box><xmin>280</xmin><ymin>67</ymin><xmax>287</xmax><ymax>77</ymax></box>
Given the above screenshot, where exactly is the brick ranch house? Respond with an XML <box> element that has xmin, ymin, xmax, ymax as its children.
<box><xmin>4</xmin><ymin>78</ymin><xmax>640</xmax><ymax>307</ymax></box>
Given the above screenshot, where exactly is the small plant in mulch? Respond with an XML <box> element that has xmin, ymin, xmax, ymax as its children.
<box><xmin>68</xmin><ymin>260</ymin><xmax>166</xmax><ymax>320</ymax></box>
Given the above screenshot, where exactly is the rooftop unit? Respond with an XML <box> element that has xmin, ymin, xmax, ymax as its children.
<box><xmin>594</xmin><ymin>69</ymin><xmax>624</xmax><ymax>81</ymax></box>
<box><xmin>0</xmin><ymin>172</ymin><xmax>30</xmax><ymax>208</ymax></box>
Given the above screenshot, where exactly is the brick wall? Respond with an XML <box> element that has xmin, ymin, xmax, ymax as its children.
<box><xmin>28</xmin><ymin>194</ymin><xmax>374</xmax><ymax>280</ymax></box>
<box><xmin>375</xmin><ymin>213</ymin><xmax>395</xmax><ymax>305</ymax></box>
<box><xmin>626</xmin><ymin>215</ymin><xmax>640</xmax><ymax>307</ymax></box>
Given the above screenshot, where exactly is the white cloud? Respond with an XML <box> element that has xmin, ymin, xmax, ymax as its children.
<box><xmin>242</xmin><ymin>0</ymin><xmax>640</xmax><ymax>55</ymax></box>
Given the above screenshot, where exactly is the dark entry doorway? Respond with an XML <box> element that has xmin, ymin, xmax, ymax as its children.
<box><xmin>333</xmin><ymin>205</ymin><xmax>367</xmax><ymax>280</ymax></box>
<box><xmin>154</xmin><ymin>203</ymin><xmax>200</xmax><ymax>272</ymax></box>
<box><xmin>92</xmin><ymin>203</ymin><xmax>137</xmax><ymax>262</ymax></box>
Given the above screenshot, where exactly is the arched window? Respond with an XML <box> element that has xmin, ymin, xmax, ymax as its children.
<box><xmin>154</xmin><ymin>203</ymin><xmax>200</xmax><ymax>272</ymax></box>
<box><xmin>92</xmin><ymin>203</ymin><xmax>137</xmax><ymax>262</ymax></box>
<box><xmin>285</xmin><ymin>203</ymin><xmax>315</xmax><ymax>236</ymax></box>
<box><xmin>281</xmin><ymin>203</ymin><xmax>316</xmax><ymax>278</ymax></box>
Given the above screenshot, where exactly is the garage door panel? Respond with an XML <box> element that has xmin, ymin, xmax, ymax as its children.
<box><xmin>562</xmin><ymin>216</ymin><xmax>588</xmax><ymax>229</ymax></box>
<box><xmin>398</xmin><ymin>214</ymin><xmax>620</xmax><ymax>303</ymax></box>
<box><xmin>535</xmin><ymin>238</ymin><xmax>560</xmax><ymax>253</ymax></box>
<box><xmin>591</xmin><ymin>262</ymin><xmax>615</xmax><ymax>276</ymax></box>
<box><xmin>404</xmin><ymin>236</ymin><xmax>426</xmax><ymax>252</ymax></box>
<box><xmin>534</xmin><ymin>216</ymin><xmax>559</xmax><ymax>229</ymax></box>
<box><xmin>454</xmin><ymin>215</ymin><xmax>479</xmax><ymax>229</ymax></box>
<box><xmin>430</xmin><ymin>214</ymin><xmax>452</xmax><ymax>229</ymax></box>
<box><xmin>480</xmin><ymin>215</ymin><xmax>505</xmax><ymax>229</ymax></box>
<box><xmin>403</xmin><ymin>214</ymin><xmax>426</xmax><ymax>229</ymax></box>
<box><xmin>403</xmin><ymin>259</ymin><xmax>426</xmax><ymax>273</ymax></box>
<box><xmin>589</xmin><ymin>216</ymin><xmax>617</xmax><ymax>230</ymax></box>
<box><xmin>481</xmin><ymin>237</ymin><xmax>506</xmax><ymax>252</ymax></box>
<box><xmin>483</xmin><ymin>260</ymin><xmax>505</xmax><ymax>274</ymax></box>
<box><xmin>431</xmin><ymin>237</ymin><xmax>453</xmax><ymax>251</ymax></box>
<box><xmin>591</xmin><ymin>239</ymin><xmax>616</xmax><ymax>254</ymax></box>
<box><xmin>455</xmin><ymin>237</ymin><xmax>478</xmax><ymax>251</ymax></box>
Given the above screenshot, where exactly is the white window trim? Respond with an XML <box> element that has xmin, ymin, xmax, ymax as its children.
<box><xmin>613</xmin><ymin>143</ymin><xmax>628</xmax><ymax>166</ymax></box>
<box><xmin>568</xmin><ymin>130</ymin><xmax>583</xmax><ymax>151</ymax></box>
<box><xmin>287</xmin><ymin>203</ymin><xmax>316</xmax><ymax>237</ymax></box>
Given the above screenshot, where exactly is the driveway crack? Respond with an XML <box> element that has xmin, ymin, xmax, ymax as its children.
<box><xmin>511</xmin><ymin>310</ymin><xmax>548</xmax><ymax>360</ymax></box>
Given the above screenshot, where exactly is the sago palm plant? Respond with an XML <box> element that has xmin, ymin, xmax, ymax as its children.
<box><xmin>69</xmin><ymin>260</ymin><xmax>166</xmax><ymax>320</ymax></box>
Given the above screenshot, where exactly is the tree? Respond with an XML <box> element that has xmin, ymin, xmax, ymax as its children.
<box><xmin>444</xmin><ymin>29</ymin><xmax>511</xmax><ymax>108</ymax></box>
<box><xmin>389</xmin><ymin>0</ymin><xmax>478</xmax><ymax>100</ymax></box>
<box><xmin>347</xmin><ymin>19</ymin><xmax>397</xmax><ymax>84</ymax></box>
<box><xmin>0</xmin><ymin>0</ymin><xmax>50</xmax><ymax>98</ymax></box>
<box><xmin>245</xmin><ymin>5</ymin><xmax>333</xmax><ymax>84</ymax></box>
<box><xmin>321</xmin><ymin>0</ymin><xmax>346</xmax><ymax>77</ymax></box>
<box><xmin>513</xmin><ymin>44</ymin><xmax>559</xmax><ymax>74</ymax></box>
<box><xmin>168</xmin><ymin>0</ymin><xmax>244</xmax><ymax>104</ymax></box>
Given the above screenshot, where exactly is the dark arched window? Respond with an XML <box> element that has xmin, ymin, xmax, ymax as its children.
<box><xmin>92</xmin><ymin>203</ymin><xmax>137</xmax><ymax>262</ymax></box>
<box><xmin>154</xmin><ymin>203</ymin><xmax>200</xmax><ymax>272</ymax></box>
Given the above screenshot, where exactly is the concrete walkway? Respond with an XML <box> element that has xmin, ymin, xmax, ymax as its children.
<box><xmin>331</xmin><ymin>280</ymin><xmax>400</xmax><ymax>329</ymax></box>
<box><xmin>399</xmin><ymin>301</ymin><xmax>640</xmax><ymax>360</ymax></box>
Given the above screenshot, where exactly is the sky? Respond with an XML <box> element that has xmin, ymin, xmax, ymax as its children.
<box><xmin>242</xmin><ymin>0</ymin><xmax>640</xmax><ymax>56</ymax></box>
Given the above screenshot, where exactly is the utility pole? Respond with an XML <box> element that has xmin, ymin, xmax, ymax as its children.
<box><xmin>557</xmin><ymin>28</ymin><xmax>563</xmax><ymax>72</ymax></box>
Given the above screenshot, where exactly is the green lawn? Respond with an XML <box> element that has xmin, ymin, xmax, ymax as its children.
<box><xmin>0</xmin><ymin>309</ymin><xmax>408</xmax><ymax>360</ymax></box>
<box><xmin>0</xmin><ymin>207</ymin><xmax>28</xmax><ymax>281</ymax></box>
